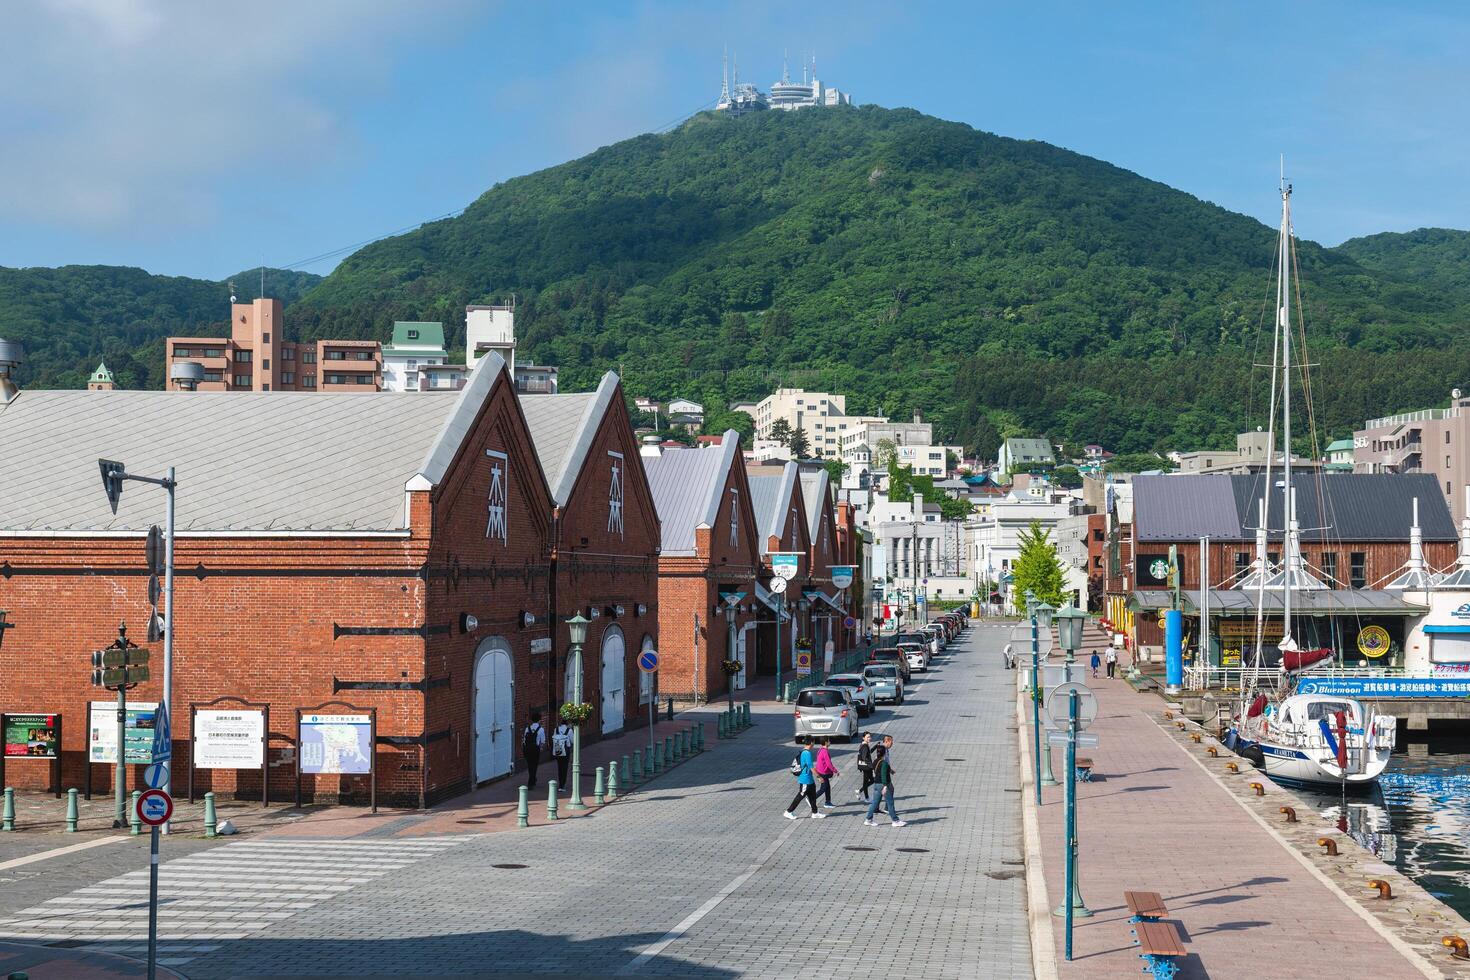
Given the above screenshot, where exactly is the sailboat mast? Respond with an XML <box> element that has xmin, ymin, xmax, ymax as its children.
<box><xmin>1278</xmin><ymin>182</ymin><xmax>1294</xmax><ymax>644</ymax></box>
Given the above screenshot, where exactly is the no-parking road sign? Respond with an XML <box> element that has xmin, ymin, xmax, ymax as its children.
<box><xmin>637</xmin><ymin>649</ymin><xmax>659</xmax><ymax>673</ymax></box>
<box><xmin>137</xmin><ymin>788</ymin><xmax>173</xmax><ymax>827</ymax></box>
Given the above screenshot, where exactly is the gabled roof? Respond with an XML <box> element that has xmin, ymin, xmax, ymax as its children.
<box><xmin>3</xmin><ymin>353</ymin><xmax>509</xmax><ymax>533</ymax></box>
<box><xmin>517</xmin><ymin>372</ymin><xmax>620</xmax><ymax>506</ymax></box>
<box><xmin>1133</xmin><ymin>473</ymin><xmax>1457</xmax><ymax>543</ymax></box>
<box><xmin>89</xmin><ymin>362</ymin><xmax>114</xmax><ymax>384</ymax></box>
<box><xmin>384</xmin><ymin>321</ymin><xmax>447</xmax><ymax>353</ymax></box>
<box><xmin>748</xmin><ymin>462</ymin><xmax>800</xmax><ymax>545</ymax></box>
<box><xmin>1004</xmin><ymin>437</ymin><xmax>1054</xmax><ymax>457</ymax></box>
<box><xmin>1325</xmin><ymin>439</ymin><xmax>1355</xmax><ymax>453</ymax></box>
<box><xmin>641</xmin><ymin>431</ymin><xmax>742</xmax><ymax>555</ymax></box>
<box><xmin>799</xmin><ymin>468</ymin><xmax>830</xmax><ymax>539</ymax></box>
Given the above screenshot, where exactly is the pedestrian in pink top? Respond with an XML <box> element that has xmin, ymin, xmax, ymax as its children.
<box><xmin>814</xmin><ymin>738</ymin><xmax>840</xmax><ymax>809</ymax></box>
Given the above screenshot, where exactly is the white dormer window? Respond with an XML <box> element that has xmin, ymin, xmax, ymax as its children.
<box><xmin>408</xmin><ymin>330</ymin><xmax>420</xmax><ymax>340</ymax></box>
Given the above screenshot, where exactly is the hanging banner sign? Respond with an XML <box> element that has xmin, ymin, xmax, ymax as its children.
<box><xmin>299</xmin><ymin>713</ymin><xmax>373</xmax><ymax>775</ymax></box>
<box><xmin>89</xmin><ymin>701</ymin><xmax>159</xmax><ymax>764</ymax></box>
<box><xmin>771</xmin><ymin>553</ymin><xmax>801</xmax><ymax>580</ymax></box>
<box><xmin>4</xmin><ymin>713</ymin><xmax>59</xmax><ymax>758</ymax></box>
<box><xmin>1297</xmin><ymin>677</ymin><xmax>1470</xmax><ymax>698</ymax></box>
<box><xmin>829</xmin><ymin>566</ymin><xmax>855</xmax><ymax>590</ymax></box>
<box><xmin>194</xmin><ymin>709</ymin><xmax>266</xmax><ymax>769</ymax></box>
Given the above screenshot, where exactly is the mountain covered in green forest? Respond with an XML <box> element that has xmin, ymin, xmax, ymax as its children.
<box><xmin>2</xmin><ymin>265</ymin><xmax>319</xmax><ymax>389</ymax></box>
<box><xmin>8</xmin><ymin>106</ymin><xmax>1470</xmax><ymax>458</ymax></box>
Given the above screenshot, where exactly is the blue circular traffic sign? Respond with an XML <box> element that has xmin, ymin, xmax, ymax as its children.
<box><xmin>638</xmin><ymin>649</ymin><xmax>658</xmax><ymax>673</ymax></box>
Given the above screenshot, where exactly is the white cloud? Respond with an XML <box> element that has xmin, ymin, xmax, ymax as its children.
<box><xmin>0</xmin><ymin>0</ymin><xmax>474</xmax><ymax>232</ymax></box>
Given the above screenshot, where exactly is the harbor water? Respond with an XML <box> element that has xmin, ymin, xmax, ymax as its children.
<box><xmin>1301</xmin><ymin>736</ymin><xmax>1470</xmax><ymax>918</ymax></box>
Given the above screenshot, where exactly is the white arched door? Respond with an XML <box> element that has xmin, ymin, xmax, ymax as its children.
<box><xmin>473</xmin><ymin>640</ymin><xmax>514</xmax><ymax>783</ymax></box>
<box><xmin>735</xmin><ymin>625</ymin><xmax>752</xmax><ymax>690</ymax></box>
<box><xmin>600</xmin><ymin>627</ymin><xmax>625</xmax><ymax>734</ymax></box>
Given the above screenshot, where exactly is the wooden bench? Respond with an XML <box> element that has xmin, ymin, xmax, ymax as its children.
<box><xmin>1075</xmin><ymin>757</ymin><xmax>1095</xmax><ymax>782</ymax></box>
<box><xmin>1131</xmin><ymin>919</ymin><xmax>1186</xmax><ymax>980</ymax></box>
<box><xmin>1124</xmin><ymin>890</ymin><xmax>1168</xmax><ymax>922</ymax></box>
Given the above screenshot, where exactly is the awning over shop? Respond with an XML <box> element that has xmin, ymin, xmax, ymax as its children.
<box><xmin>755</xmin><ymin>581</ymin><xmax>792</xmax><ymax>622</ymax></box>
<box><xmin>805</xmin><ymin>590</ymin><xmax>848</xmax><ymax>617</ymax></box>
<box><xmin>1127</xmin><ymin>589</ymin><xmax>1428</xmax><ymax>617</ymax></box>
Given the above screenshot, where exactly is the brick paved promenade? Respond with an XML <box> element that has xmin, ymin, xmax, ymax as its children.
<box><xmin>1009</xmin><ymin>622</ymin><xmax>1436</xmax><ymax>979</ymax></box>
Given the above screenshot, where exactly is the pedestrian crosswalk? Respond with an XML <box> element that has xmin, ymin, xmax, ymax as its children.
<box><xmin>0</xmin><ymin>836</ymin><xmax>466</xmax><ymax>968</ymax></box>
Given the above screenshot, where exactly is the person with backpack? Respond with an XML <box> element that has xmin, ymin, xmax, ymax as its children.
<box><xmin>864</xmin><ymin>735</ymin><xmax>907</xmax><ymax>827</ymax></box>
<box><xmin>551</xmin><ymin>719</ymin><xmax>574</xmax><ymax>791</ymax></box>
<box><xmin>783</xmin><ymin>742</ymin><xmax>825</xmax><ymax>820</ymax></box>
<box><xmin>1106</xmin><ymin>647</ymin><xmax>1118</xmax><ymax>679</ymax></box>
<box><xmin>522</xmin><ymin>711</ymin><xmax>546</xmax><ymax>789</ymax></box>
<box><xmin>854</xmin><ymin>732</ymin><xmax>876</xmax><ymax>802</ymax></box>
<box><xmin>813</xmin><ymin>738</ymin><xmax>840</xmax><ymax>809</ymax></box>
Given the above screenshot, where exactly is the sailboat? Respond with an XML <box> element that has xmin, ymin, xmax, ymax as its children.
<box><xmin>1223</xmin><ymin>179</ymin><xmax>1397</xmax><ymax>790</ymax></box>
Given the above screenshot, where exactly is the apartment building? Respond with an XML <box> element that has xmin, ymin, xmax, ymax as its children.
<box><xmin>1355</xmin><ymin>389</ymin><xmax>1470</xmax><ymax>521</ymax></box>
<box><xmin>166</xmin><ymin>298</ymin><xmax>380</xmax><ymax>392</ymax></box>
<box><xmin>382</xmin><ymin>321</ymin><xmax>457</xmax><ymax>392</ymax></box>
<box><xmin>753</xmin><ymin>388</ymin><xmax>882</xmax><ymax>459</ymax></box>
<box><xmin>1173</xmin><ymin>429</ymin><xmax>1320</xmax><ymax>475</ymax></box>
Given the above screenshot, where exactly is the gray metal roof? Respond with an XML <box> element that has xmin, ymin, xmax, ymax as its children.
<box><xmin>749</xmin><ymin>462</ymin><xmax>798</xmax><ymax>546</ymax></box>
<box><xmin>0</xmin><ymin>353</ymin><xmax>510</xmax><ymax>533</ymax></box>
<box><xmin>1134</xmin><ymin>473</ymin><xmax>1457</xmax><ymax>543</ymax></box>
<box><xmin>518</xmin><ymin>372</ymin><xmax>618</xmax><ymax>505</ymax></box>
<box><xmin>799</xmin><ymin>468</ymin><xmax>830</xmax><ymax>538</ymax></box>
<box><xmin>1004</xmin><ymin>437</ymin><xmax>1053</xmax><ymax>457</ymax></box>
<box><xmin>1128</xmin><ymin>589</ymin><xmax>1428</xmax><ymax>615</ymax></box>
<box><xmin>641</xmin><ymin>434</ymin><xmax>740</xmax><ymax>555</ymax></box>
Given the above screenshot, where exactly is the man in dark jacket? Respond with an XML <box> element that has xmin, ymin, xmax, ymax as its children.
<box><xmin>522</xmin><ymin>712</ymin><xmax>546</xmax><ymax>788</ymax></box>
<box><xmin>864</xmin><ymin>735</ymin><xmax>907</xmax><ymax>827</ymax></box>
<box><xmin>855</xmin><ymin>732</ymin><xmax>875</xmax><ymax>802</ymax></box>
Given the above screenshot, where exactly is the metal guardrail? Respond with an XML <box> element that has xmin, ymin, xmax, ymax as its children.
<box><xmin>1184</xmin><ymin>665</ymin><xmax>1398</xmax><ymax>691</ymax></box>
<box><xmin>780</xmin><ymin>647</ymin><xmax>878</xmax><ymax>702</ymax></box>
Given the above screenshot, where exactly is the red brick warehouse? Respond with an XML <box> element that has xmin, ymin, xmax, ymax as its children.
<box><xmin>520</xmin><ymin>372</ymin><xmax>661</xmax><ymax>742</ymax></box>
<box><xmin>0</xmin><ymin>354</ymin><xmax>564</xmax><ymax>807</ymax></box>
<box><xmin>643</xmin><ymin>431</ymin><xmax>764</xmax><ymax>703</ymax></box>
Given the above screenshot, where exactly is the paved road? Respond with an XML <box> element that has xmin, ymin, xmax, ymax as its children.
<box><xmin>0</xmin><ymin>625</ymin><xmax>1032</xmax><ymax>978</ymax></box>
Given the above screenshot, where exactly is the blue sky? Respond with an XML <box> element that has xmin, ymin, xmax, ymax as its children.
<box><xmin>3</xmin><ymin>1</ymin><xmax>1467</xmax><ymax>280</ymax></box>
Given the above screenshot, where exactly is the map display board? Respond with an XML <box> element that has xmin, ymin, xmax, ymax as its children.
<box><xmin>194</xmin><ymin>709</ymin><xmax>265</xmax><ymax>769</ymax></box>
<box><xmin>4</xmin><ymin>713</ymin><xmax>59</xmax><ymax>758</ymax></box>
<box><xmin>88</xmin><ymin>701</ymin><xmax>158</xmax><ymax>764</ymax></box>
<box><xmin>299</xmin><ymin>713</ymin><xmax>373</xmax><ymax>775</ymax></box>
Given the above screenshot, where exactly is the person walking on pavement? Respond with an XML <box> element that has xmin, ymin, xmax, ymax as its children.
<box><xmin>1106</xmin><ymin>647</ymin><xmax>1118</xmax><ymax>679</ymax></box>
<box><xmin>522</xmin><ymin>711</ymin><xmax>546</xmax><ymax>789</ymax></box>
<box><xmin>855</xmin><ymin>732</ymin><xmax>876</xmax><ymax>802</ymax></box>
<box><xmin>1090</xmin><ymin>651</ymin><xmax>1101</xmax><ymax>678</ymax></box>
<box><xmin>865</xmin><ymin>735</ymin><xmax>907</xmax><ymax>827</ymax></box>
<box><xmin>784</xmin><ymin>742</ymin><xmax>825</xmax><ymax>820</ymax></box>
<box><xmin>814</xmin><ymin>738</ymin><xmax>840</xmax><ymax>809</ymax></box>
<box><xmin>551</xmin><ymin>719</ymin><xmax>574</xmax><ymax>791</ymax></box>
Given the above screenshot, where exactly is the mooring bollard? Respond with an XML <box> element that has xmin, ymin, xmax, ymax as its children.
<box><xmin>203</xmin><ymin>792</ymin><xmax>218</xmax><ymax>838</ymax></box>
<box><xmin>666</xmin><ymin>697</ymin><xmax>674</xmax><ymax>721</ymax></box>
<box><xmin>129</xmin><ymin>790</ymin><xmax>141</xmax><ymax>836</ymax></box>
<box><xmin>2</xmin><ymin>787</ymin><xmax>14</xmax><ymax>832</ymax></box>
<box><xmin>682</xmin><ymin>728</ymin><xmax>692</xmax><ymax>757</ymax></box>
<box><xmin>743</xmin><ymin>702</ymin><xmax>752</xmax><ymax>727</ymax></box>
<box><xmin>649</xmin><ymin>744</ymin><xmax>660</xmax><ymax>775</ymax></box>
<box><xmin>673</xmin><ymin>730</ymin><xmax>684</xmax><ymax>762</ymax></box>
<box><xmin>663</xmin><ymin>736</ymin><xmax>674</xmax><ymax>769</ymax></box>
<box><xmin>621</xmin><ymin>754</ymin><xmax>632</xmax><ymax>788</ymax></box>
<box><xmin>608</xmin><ymin>761</ymin><xmax>619</xmax><ymax>801</ymax></box>
<box><xmin>594</xmin><ymin>766</ymin><xmax>606</xmax><ymax>805</ymax></box>
<box><xmin>630</xmin><ymin>751</ymin><xmax>642</xmax><ymax>783</ymax></box>
<box><xmin>719</xmin><ymin>713</ymin><xmax>728</xmax><ymax>738</ymax></box>
<box><xmin>694</xmin><ymin>724</ymin><xmax>704</xmax><ymax>752</ymax></box>
<box><xmin>64</xmin><ymin>788</ymin><xmax>79</xmax><ymax>833</ymax></box>
<box><xmin>547</xmin><ymin>781</ymin><xmax>559</xmax><ymax>821</ymax></box>
<box><xmin>517</xmin><ymin>786</ymin><xmax>529</xmax><ymax>828</ymax></box>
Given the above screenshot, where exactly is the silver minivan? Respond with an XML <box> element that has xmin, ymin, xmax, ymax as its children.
<box><xmin>793</xmin><ymin>687</ymin><xmax>859</xmax><ymax>742</ymax></box>
<box><xmin>862</xmin><ymin>664</ymin><xmax>904</xmax><ymax>705</ymax></box>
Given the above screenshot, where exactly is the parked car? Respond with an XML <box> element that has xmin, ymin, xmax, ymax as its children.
<box><xmin>897</xmin><ymin>641</ymin><xmax>929</xmax><ymax>673</ymax></box>
<box><xmin>793</xmin><ymin>686</ymin><xmax>859</xmax><ymax>741</ymax></box>
<box><xmin>827</xmin><ymin>672</ymin><xmax>876</xmax><ymax>717</ymax></box>
<box><xmin>921</xmin><ymin>623</ymin><xmax>947</xmax><ymax>651</ymax></box>
<box><xmin>861</xmin><ymin>664</ymin><xmax>904</xmax><ymax>705</ymax></box>
<box><xmin>868</xmin><ymin>646</ymin><xmax>911</xmax><ymax>683</ymax></box>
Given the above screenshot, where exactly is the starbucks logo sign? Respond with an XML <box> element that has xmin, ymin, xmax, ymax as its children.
<box><xmin>1149</xmin><ymin>559</ymin><xmax>1170</xmax><ymax>580</ymax></box>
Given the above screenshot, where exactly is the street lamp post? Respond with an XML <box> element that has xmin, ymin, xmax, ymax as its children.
<box><xmin>1051</xmin><ymin>603</ymin><xmax>1093</xmax><ymax>950</ymax></box>
<box><xmin>1030</xmin><ymin>598</ymin><xmax>1057</xmax><ymax>798</ymax></box>
<box><xmin>565</xmin><ymin>614</ymin><xmax>588</xmax><ymax>811</ymax></box>
<box><xmin>724</xmin><ymin>602</ymin><xmax>738</xmax><ymax>713</ymax></box>
<box><xmin>98</xmin><ymin>459</ymin><xmax>178</xmax><ymax>833</ymax></box>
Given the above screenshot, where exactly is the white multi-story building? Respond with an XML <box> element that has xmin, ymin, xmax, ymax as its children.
<box><xmin>768</xmin><ymin>55</ymin><xmax>852</xmax><ymax>110</ymax></box>
<box><xmin>754</xmin><ymin>388</ymin><xmax>883</xmax><ymax>460</ymax></box>
<box><xmin>896</xmin><ymin>444</ymin><xmax>960</xmax><ymax>478</ymax></box>
<box><xmin>969</xmin><ymin>488</ymin><xmax>1077</xmax><ymax>606</ymax></box>
<box><xmin>464</xmin><ymin>303</ymin><xmax>558</xmax><ymax>394</ymax></box>
<box><xmin>868</xmin><ymin>494</ymin><xmax>973</xmax><ymax>610</ymax></box>
<box><xmin>381</xmin><ymin>321</ymin><xmax>453</xmax><ymax>393</ymax></box>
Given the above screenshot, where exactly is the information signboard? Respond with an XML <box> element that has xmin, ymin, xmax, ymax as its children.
<box><xmin>193</xmin><ymin>709</ymin><xmax>265</xmax><ymax>769</ymax></box>
<box><xmin>829</xmin><ymin>566</ymin><xmax>855</xmax><ymax>590</ymax></box>
<box><xmin>88</xmin><ymin>701</ymin><xmax>158</xmax><ymax>764</ymax></box>
<box><xmin>4</xmin><ymin>713</ymin><xmax>59</xmax><ymax>758</ymax></box>
<box><xmin>771</xmin><ymin>553</ymin><xmax>800</xmax><ymax>580</ymax></box>
<box><xmin>299</xmin><ymin>713</ymin><xmax>373</xmax><ymax>775</ymax></box>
